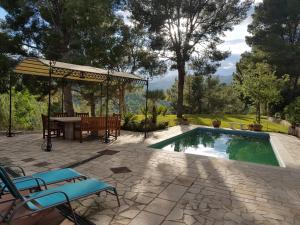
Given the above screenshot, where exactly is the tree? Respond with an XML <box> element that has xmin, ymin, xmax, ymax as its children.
<box><xmin>247</xmin><ymin>0</ymin><xmax>300</xmax><ymax>99</ymax></box>
<box><xmin>0</xmin><ymin>31</ymin><xmax>25</xmax><ymax>93</ymax></box>
<box><xmin>284</xmin><ymin>97</ymin><xmax>300</xmax><ymax>127</ymax></box>
<box><xmin>1</xmin><ymin>0</ymin><xmax>120</xmax><ymax>115</ymax></box>
<box><xmin>128</xmin><ymin>0</ymin><xmax>252</xmax><ymax>118</ymax></box>
<box><xmin>109</xmin><ymin>25</ymin><xmax>167</xmax><ymax>116</ymax></box>
<box><xmin>235</xmin><ymin>63</ymin><xmax>287</xmax><ymax>124</ymax></box>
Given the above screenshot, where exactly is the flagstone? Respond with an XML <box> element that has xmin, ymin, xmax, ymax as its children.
<box><xmin>0</xmin><ymin>126</ymin><xmax>299</xmax><ymax>225</ymax></box>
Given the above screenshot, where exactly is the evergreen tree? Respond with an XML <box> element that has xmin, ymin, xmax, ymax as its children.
<box><xmin>128</xmin><ymin>0</ymin><xmax>252</xmax><ymax>118</ymax></box>
<box><xmin>247</xmin><ymin>0</ymin><xmax>300</xmax><ymax>101</ymax></box>
<box><xmin>0</xmin><ymin>0</ymin><xmax>121</xmax><ymax>115</ymax></box>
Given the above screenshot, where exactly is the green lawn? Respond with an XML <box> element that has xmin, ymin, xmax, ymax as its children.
<box><xmin>134</xmin><ymin>114</ymin><xmax>288</xmax><ymax>134</ymax></box>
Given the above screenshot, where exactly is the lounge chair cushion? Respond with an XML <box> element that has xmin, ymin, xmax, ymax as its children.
<box><xmin>26</xmin><ymin>178</ymin><xmax>113</xmax><ymax>210</ymax></box>
<box><xmin>1</xmin><ymin>168</ymin><xmax>83</xmax><ymax>191</ymax></box>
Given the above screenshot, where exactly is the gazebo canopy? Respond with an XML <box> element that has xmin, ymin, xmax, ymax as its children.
<box><xmin>14</xmin><ymin>57</ymin><xmax>146</xmax><ymax>84</ymax></box>
<box><xmin>9</xmin><ymin>57</ymin><xmax>149</xmax><ymax>151</ymax></box>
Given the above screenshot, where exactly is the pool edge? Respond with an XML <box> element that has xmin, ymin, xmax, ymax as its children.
<box><xmin>149</xmin><ymin>126</ymin><xmax>282</xmax><ymax>167</ymax></box>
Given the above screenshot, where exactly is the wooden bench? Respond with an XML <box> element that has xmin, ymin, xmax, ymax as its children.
<box><xmin>75</xmin><ymin>116</ymin><xmax>120</xmax><ymax>142</ymax></box>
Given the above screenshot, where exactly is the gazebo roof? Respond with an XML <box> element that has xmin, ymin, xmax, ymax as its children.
<box><xmin>14</xmin><ymin>57</ymin><xmax>146</xmax><ymax>84</ymax></box>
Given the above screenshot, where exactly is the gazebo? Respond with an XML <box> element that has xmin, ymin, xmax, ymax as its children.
<box><xmin>9</xmin><ymin>57</ymin><xmax>149</xmax><ymax>151</ymax></box>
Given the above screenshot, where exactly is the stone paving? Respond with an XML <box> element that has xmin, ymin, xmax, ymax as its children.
<box><xmin>0</xmin><ymin>125</ymin><xmax>300</xmax><ymax>225</ymax></box>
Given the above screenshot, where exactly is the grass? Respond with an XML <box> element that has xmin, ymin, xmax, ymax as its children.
<box><xmin>134</xmin><ymin>114</ymin><xmax>289</xmax><ymax>134</ymax></box>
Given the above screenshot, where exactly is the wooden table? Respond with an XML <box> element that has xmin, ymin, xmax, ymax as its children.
<box><xmin>51</xmin><ymin>117</ymin><xmax>81</xmax><ymax>140</ymax></box>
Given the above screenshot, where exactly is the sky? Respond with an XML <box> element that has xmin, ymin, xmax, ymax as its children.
<box><xmin>0</xmin><ymin>1</ymin><xmax>262</xmax><ymax>89</ymax></box>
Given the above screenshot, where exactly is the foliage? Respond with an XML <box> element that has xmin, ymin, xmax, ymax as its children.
<box><xmin>284</xmin><ymin>97</ymin><xmax>300</xmax><ymax>126</ymax></box>
<box><xmin>146</xmin><ymin>89</ymin><xmax>166</xmax><ymax>124</ymax></box>
<box><xmin>0</xmin><ymin>31</ymin><xmax>25</xmax><ymax>94</ymax></box>
<box><xmin>128</xmin><ymin>0</ymin><xmax>252</xmax><ymax>118</ymax></box>
<box><xmin>0</xmin><ymin>89</ymin><xmax>47</xmax><ymax>130</ymax></box>
<box><xmin>158</xmin><ymin>105</ymin><xmax>168</xmax><ymax>116</ymax></box>
<box><xmin>167</xmin><ymin>76</ymin><xmax>244</xmax><ymax>114</ymax></box>
<box><xmin>134</xmin><ymin>114</ymin><xmax>288</xmax><ymax>133</ymax></box>
<box><xmin>0</xmin><ymin>0</ymin><xmax>126</xmax><ymax>115</ymax></box>
<box><xmin>234</xmin><ymin>63</ymin><xmax>287</xmax><ymax>123</ymax></box>
<box><xmin>246</xmin><ymin>0</ymin><xmax>300</xmax><ymax>106</ymax></box>
<box><xmin>122</xmin><ymin>112</ymin><xmax>136</xmax><ymax>126</ymax></box>
<box><xmin>122</xmin><ymin>121</ymin><xmax>168</xmax><ymax>132</ymax></box>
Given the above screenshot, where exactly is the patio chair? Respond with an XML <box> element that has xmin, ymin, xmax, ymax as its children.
<box><xmin>74</xmin><ymin>117</ymin><xmax>104</xmax><ymax>142</ymax></box>
<box><xmin>113</xmin><ymin>113</ymin><xmax>121</xmax><ymax>136</ymax></box>
<box><xmin>0</xmin><ymin>166</ymin><xmax>85</xmax><ymax>197</ymax></box>
<box><xmin>41</xmin><ymin>114</ymin><xmax>64</xmax><ymax>139</ymax></box>
<box><xmin>75</xmin><ymin>112</ymin><xmax>89</xmax><ymax>117</ymax></box>
<box><xmin>0</xmin><ymin>167</ymin><xmax>120</xmax><ymax>225</ymax></box>
<box><xmin>108</xmin><ymin>116</ymin><xmax>118</xmax><ymax>139</ymax></box>
<box><xmin>53</xmin><ymin>112</ymin><xmax>68</xmax><ymax>117</ymax></box>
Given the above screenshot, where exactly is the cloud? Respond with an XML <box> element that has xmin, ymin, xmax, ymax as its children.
<box><xmin>215</xmin><ymin>2</ymin><xmax>261</xmax><ymax>76</ymax></box>
<box><xmin>216</xmin><ymin>54</ymin><xmax>241</xmax><ymax>76</ymax></box>
<box><xmin>0</xmin><ymin>7</ymin><xmax>7</xmax><ymax>19</ymax></box>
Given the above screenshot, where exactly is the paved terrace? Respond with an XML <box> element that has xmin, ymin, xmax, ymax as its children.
<box><xmin>0</xmin><ymin>125</ymin><xmax>300</xmax><ymax>225</ymax></box>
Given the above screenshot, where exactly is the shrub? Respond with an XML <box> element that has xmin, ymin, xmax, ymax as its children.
<box><xmin>122</xmin><ymin>112</ymin><xmax>136</xmax><ymax>126</ymax></box>
<box><xmin>284</xmin><ymin>97</ymin><xmax>300</xmax><ymax>127</ymax></box>
<box><xmin>122</xmin><ymin>121</ymin><xmax>168</xmax><ymax>132</ymax></box>
<box><xmin>158</xmin><ymin>105</ymin><xmax>168</xmax><ymax>116</ymax></box>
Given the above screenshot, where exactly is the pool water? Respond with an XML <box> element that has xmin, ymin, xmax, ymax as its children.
<box><xmin>150</xmin><ymin>128</ymin><xmax>279</xmax><ymax>166</ymax></box>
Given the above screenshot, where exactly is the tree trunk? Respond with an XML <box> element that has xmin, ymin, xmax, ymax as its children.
<box><xmin>293</xmin><ymin>76</ymin><xmax>299</xmax><ymax>97</ymax></box>
<box><xmin>152</xmin><ymin>105</ymin><xmax>157</xmax><ymax>124</ymax></box>
<box><xmin>256</xmin><ymin>102</ymin><xmax>261</xmax><ymax>124</ymax></box>
<box><xmin>177</xmin><ymin>63</ymin><xmax>185</xmax><ymax>118</ymax></box>
<box><xmin>63</xmin><ymin>84</ymin><xmax>74</xmax><ymax>116</ymax></box>
<box><xmin>118</xmin><ymin>84</ymin><xmax>126</xmax><ymax>116</ymax></box>
<box><xmin>90</xmin><ymin>96</ymin><xmax>96</xmax><ymax>116</ymax></box>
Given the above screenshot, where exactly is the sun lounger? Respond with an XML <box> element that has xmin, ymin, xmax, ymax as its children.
<box><xmin>0</xmin><ymin>166</ymin><xmax>85</xmax><ymax>197</ymax></box>
<box><xmin>0</xmin><ymin>167</ymin><xmax>120</xmax><ymax>225</ymax></box>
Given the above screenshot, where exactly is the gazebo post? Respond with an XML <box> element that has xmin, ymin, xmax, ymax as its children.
<box><xmin>7</xmin><ymin>72</ymin><xmax>13</xmax><ymax>137</ymax></box>
<box><xmin>144</xmin><ymin>78</ymin><xmax>149</xmax><ymax>139</ymax></box>
<box><xmin>61</xmin><ymin>79</ymin><xmax>64</xmax><ymax>114</ymax></box>
<box><xmin>100</xmin><ymin>84</ymin><xmax>103</xmax><ymax>116</ymax></box>
<box><xmin>45</xmin><ymin>60</ymin><xmax>54</xmax><ymax>152</ymax></box>
<box><xmin>104</xmin><ymin>71</ymin><xmax>110</xmax><ymax>143</ymax></box>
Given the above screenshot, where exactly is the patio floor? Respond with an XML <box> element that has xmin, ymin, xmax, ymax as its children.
<box><xmin>0</xmin><ymin>125</ymin><xmax>300</xmax><ymax>225</ymax></box>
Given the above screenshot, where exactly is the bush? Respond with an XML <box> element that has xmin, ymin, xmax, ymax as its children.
<box><xmin>284</xmin><ymin>97</ymin><xmax>300</xmax><ymax>126</ymax></box>
<box><xmin>122</xmin><ymin>121</ymin><xmax>168</xmax><ymax>132</ymax></box>
<box><xmin>0</xmin><ymin>89</ymin><xmax>47</xmax><ymax>130</ymax></box>
<box><xmin>158</xmin><ymin>105</ymin><xmax>168</xmax><ymax>116</ymax></box>
<box><xmin>122</xmin><ymin>112</ymin><xmax>136</xmax><ymax>126</ymax></box>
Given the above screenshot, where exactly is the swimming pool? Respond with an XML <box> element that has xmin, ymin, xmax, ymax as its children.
<box><xmin>150</xmin><ymin>128</ymin><xmax>279</xmax><ymax>166</ymax></box>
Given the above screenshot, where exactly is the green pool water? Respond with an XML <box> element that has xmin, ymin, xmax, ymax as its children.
<box><xmin>150</xmin><ymin>128</ymin><xmax>279</xmax><ymax>166</ymax></box>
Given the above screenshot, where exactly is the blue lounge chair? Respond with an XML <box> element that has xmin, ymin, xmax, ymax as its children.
<box><xmin>0</xmin><ymin>167</ymin><xmax>120</xmax><ymax>225</ymax></box>
<box><xmin>0</xmin><ymin>166</ymin><xmax>85</xmax><ymax>197</ymax></box>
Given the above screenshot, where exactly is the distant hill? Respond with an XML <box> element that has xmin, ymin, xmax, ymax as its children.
<box><xmin>149</xmin><ymin>71</ymin><xmax>177</xmax><ymax>90</ymax></box>
<box><xmin>149</xmin><ymin>72</ymin><xmax>233</xmax><ymax>90</ymax></box>
<box><xmin>217</xmin><ymin>75</ymin><xmax>233</xmax><ymax>84</ymax></box>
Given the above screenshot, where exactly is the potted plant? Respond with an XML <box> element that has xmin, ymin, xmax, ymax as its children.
<box><xmin>248</xmin><ymin>121</ymin><xmax>263</xmax><ymax>131</ymax></box>
<box><xmin>253</xmin><ymin>123</ymin><xmax>263</xmax><ymax>131</ymax></box>
<box><xmin>248</xmin><ymin>124</ymin><xmax>254</xmax><ymax>131</ymax></box>
<box><xmin>212</xmin><ymin>119</ymin><xmax>221</xmax><ymax>128</ymax></box>
<box><xmin>180</xmin><ymin>115</ymin><xmax>189</xmax><ymax>125</ymax></box>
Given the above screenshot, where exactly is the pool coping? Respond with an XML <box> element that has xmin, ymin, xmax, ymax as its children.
<box><xmin>148</xmin><ymin>126</ymin><xmax>288</xmax><ymax>168</ymax></box>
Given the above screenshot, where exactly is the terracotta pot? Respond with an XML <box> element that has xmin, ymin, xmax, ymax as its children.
<box><xmin>253</xmin><ymin>124</ymin><xmax>263</xmax><ymax>131</ymax></box>
<box><xmin>248</xmin><ymin>124</ymin><xmax>254</xmax><ymax>131</ymax></box>
<box><xmin>212</xmin><ymin>120</ymin><xmax>221</xmax><ymax>128</ymax></box>
<box><xmin>180</xmin><ymin>119</ymin><xmax>189</xmax><ymax>125</ymax></box>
